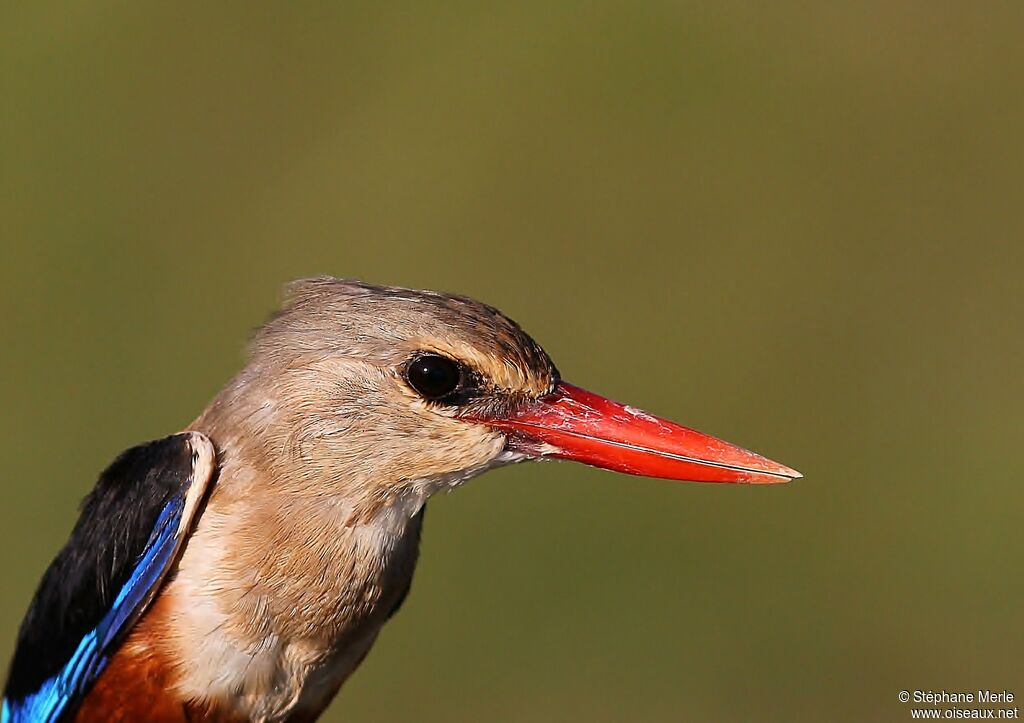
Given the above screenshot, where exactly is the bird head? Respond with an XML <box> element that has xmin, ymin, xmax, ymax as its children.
<box><xmin>203</xmin><ymin>278</ymin><xmax>799</xmax><ymax>517</ymax></box>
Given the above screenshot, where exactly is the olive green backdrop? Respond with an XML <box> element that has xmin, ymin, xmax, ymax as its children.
<box><xmin>2</xmin><ymin>3</ymin><xmax>1022</xmax><ymax>722</ymax></box>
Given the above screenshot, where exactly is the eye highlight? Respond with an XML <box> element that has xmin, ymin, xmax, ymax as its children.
<box><xmin>406</xmin><ymin>354</ymin><xmax>462</xmax><ymax>401</ymax></box>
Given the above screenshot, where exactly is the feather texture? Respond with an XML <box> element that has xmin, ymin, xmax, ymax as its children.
<box><xmin>2</xmin><ymin>433</ymin><xmax>215</xmax><ymax>722</ymax></box>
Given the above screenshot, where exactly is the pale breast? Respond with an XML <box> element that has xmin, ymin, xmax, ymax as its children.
<box><xmin>159</xmin><ymin>488</ymin><xmax>427</xmax><ymax>722</ymax></box>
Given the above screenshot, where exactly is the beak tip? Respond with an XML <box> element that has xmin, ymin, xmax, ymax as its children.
<box><xmin>766</xmin><ymin>465</ymin><xmax>802</xmax><ymax>483</ymax></box>
<box><xmin>780</xmin><ymin>465</ymin><xmax>803</xmax><ymax>480</ymax></box>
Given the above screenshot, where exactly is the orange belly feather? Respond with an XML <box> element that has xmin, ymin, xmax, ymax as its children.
<box><xmin>72</xmin><ymin>596</ymin><xmax>244</xmax><ymax>723</ymax></box>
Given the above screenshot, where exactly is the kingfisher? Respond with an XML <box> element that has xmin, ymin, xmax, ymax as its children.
<box><xmin>2</xmin><ymin>278</ymin><xmax>800</xmax><ymax>722</ymax></box>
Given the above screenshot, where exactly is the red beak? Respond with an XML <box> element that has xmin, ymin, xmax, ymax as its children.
<box><xmin>478</xmin><ymin>382</ymin><xmax>801</xmax><ymax>484</ymax></box>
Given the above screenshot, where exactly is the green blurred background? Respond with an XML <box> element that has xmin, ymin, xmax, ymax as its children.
<box><xmin>2</xmin><ymin>3</ymin><xmax>1022</xmax><ymax>721</ymax></box>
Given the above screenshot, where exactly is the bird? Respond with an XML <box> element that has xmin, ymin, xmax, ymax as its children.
<box><xmin>2</xmin><ymin>277</ymin><xmax>801</xmax><ymax>722</ymax></box>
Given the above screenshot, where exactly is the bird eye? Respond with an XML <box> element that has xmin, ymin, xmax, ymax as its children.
<box><xmin>406</xmin><ymin>354</ymin><xmax>462</xmax><ymax>401</ymax></box>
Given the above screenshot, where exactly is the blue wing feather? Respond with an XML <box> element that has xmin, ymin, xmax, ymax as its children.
<box><xmin>2</xmin><ymin>433</ymin><xmax>214</xmax><ymax>723</ymax></box>
<box><xmin>2</xmin><ymin>500</ymin><xmax>183</xmax><ymax>723</ymax></box>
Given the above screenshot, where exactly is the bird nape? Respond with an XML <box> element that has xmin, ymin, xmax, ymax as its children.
<box><xmin>2</xmin><ymin>277</ymin><xmax>800</xmax><ymax>723</ymax></box>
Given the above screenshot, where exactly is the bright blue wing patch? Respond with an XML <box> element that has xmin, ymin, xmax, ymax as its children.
<box><xmin>2</xmin><ymin>433</ymin><xmax>214</xmax><ymax>723</ymax></box>
<box><xmin>2</xmin><ymin>500</ymin><xmax>183</xmax><ymax>723</ymax></box>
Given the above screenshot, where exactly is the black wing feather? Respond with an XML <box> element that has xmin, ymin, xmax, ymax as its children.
<box><xmin>3</xmin><ymin>434</ymin><xmax>210</xmax><ymax>703</ymax></box>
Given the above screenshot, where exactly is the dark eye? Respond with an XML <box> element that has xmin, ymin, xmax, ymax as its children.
<box><xmin>406</xmin><ymin>354</ymin><xmax>462</xmax><ymax>401</ymax></box>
